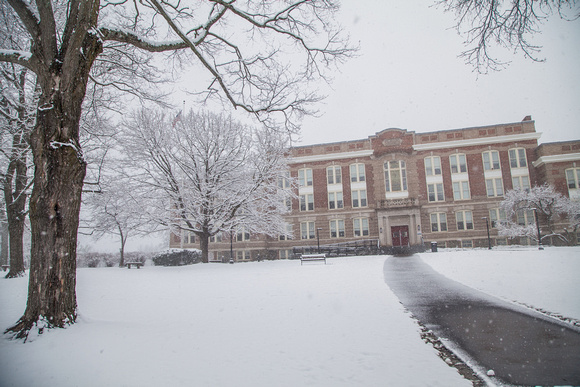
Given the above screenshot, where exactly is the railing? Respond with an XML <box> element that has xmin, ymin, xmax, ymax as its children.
<box><xmin>292</xmin><ymin>239</ymin><xmax>380</xmax><ymax>258</ymax></box>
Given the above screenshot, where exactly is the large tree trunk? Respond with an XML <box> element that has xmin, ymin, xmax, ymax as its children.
<box><xmin>199</xmin><ymin>232</ymin><xmax>210</xmax><ymax>263</ymax></box>
<box><xmin>6</xmin><ymin>87</ymin><xmax>87</xmax><ymax>338</ymax></box>
<box><xmin>0</xmin><ymin>209</ymin><xmax>8</xmax><ymax>266</ymax></box>
<box><xmin>5</xmin><ymin>9</ymin><xmax>102</xmax><ymax>337</ymax></box>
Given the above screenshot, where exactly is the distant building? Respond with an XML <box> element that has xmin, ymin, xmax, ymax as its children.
<box><xmin>170</xmin><ymin>116</ymin><xmax>580</xmax><ymax>261</ymax></box>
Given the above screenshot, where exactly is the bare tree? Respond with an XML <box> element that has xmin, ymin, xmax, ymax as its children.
<box><xmin>0</xmin><ymin>64</ymin><xmax>36</xmax><ymax>278</ymax></box>
<box><xmin>439</xmin><ymin>0</ymin><xmax>579</xmax><ymax>72</ymax></box>
<box><xmin>0</xmin><ymin>1</ymin><xmax>351</xmax><ymax>339</ymax></box>
<box><xmin>84</xmin><ymin>176</ymin><xmax>155</xmax><ymax>268</ymax></box>
<box><xmin>119</xmin><ymin>109</ymin><xmax>293</xmax><ymax>263</ymax></box>
<box><xmin>499</xmin><ymin>184</ymin><xmax>578</xmax><ymax>245</ymax></box>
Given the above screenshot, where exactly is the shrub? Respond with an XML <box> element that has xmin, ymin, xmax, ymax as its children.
<box><xmin>152</xmin><ymin>249</ymin><xmax>201</xmax><ymax>266</ymax></box>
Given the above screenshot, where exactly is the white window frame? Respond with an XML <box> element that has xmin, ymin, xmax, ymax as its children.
<box><xmin>566</xmin><ymin>168</ymin><xmax>580</xmax><ymax>201</ymax></box>
<box><xmin>328</xmin><ymin>191</ymin><xmax>344</xmax><ymax>209</ymax></box>
<box><xmin>482</xmin><ymin>150</ymin><xmax>501</xmax><ymax>171</ymax></box>
<box><xmin>298</xmin><ymin>168</ymin><xmax>313</xmax><ymax>187</ymax></box>
<box><xmin>516</xmin><ymin>209</ymin><xmax>535</xmax><ymax>226</ymax></box>
<box><xmin>300</xmin><ymin>221</ymin><xmax>316</xmax><ymax>240</ymax></box>
<box><xmin>456</xmin><ymin>210</ymin><xmax>474</xmax><ymax>231</ymax></box>
<box><xmin>452</xmin><ymin>181</ymin><xmax>470</xmax><ymax>200</ymax></box>
<box><xmin>300</xmin><ymin>194</ymin><xmax>314</xmax><ymax>211</ymax></box>
<box><xmin>329</xmin><ymin>219</ymin><xmax>345</xmax><ymax>238</ymax></box>
<box><xmin>278</xmin><ymin>171</ymin><xmax>291</xmax><ymax>189</ymax></box>
<box><xmin>327</xmin><ymin>166</ymin><xmax>342</xmax><ymax>185</ymax></box>
<box><xmin>489</xmin><ymin>208</ymin><xmax>507</xmax><ymax>228</ymax></box>
<box><xmin>424</xmin><ymin>156</ymin><xmax>442</xmax><ymax>176</ymax></box>
<box><xmin>350</xmin><ymin>163</ymin><xmax>366</xmax><ymax>182</ymax></box>
<box><xmin>512</xmin><ymin>175</ymin><xmax>531</xmax><ymax>191</ymax></box>
<box><xmin>508</xmin><ymin>148</ymin><xmax>528</xmax><ymax>168</ymax></box>
<box><xmin>449</xmin><ymin>154</ymin><xmax>467</xmax><ymax>174</ymax></box>
<box><xmin>485</xmin><ymin>178</ymin><xmax>504</xmax><ymax>197</ymax></box>
<box><xmin>353</xmin><ymin>218</ymin><xmax>369</xmax><ymax>237</ymax></box>
<box><xmin>427</xmin><ymin>183</ymin><xmax>445</xmax><ymax>202</ymax></box>
<box><xmin>384</xmin><ymin>160</ymin><xmax>407</xmax><ymax>192</ymax></box>
<box><xmin>352</xmin><ymin>189</ymin><xmax>367</xmax><ymax>208</ymax></box>
<box><xmin>430</xmin><ymin>213</ymin><xmax>448</xmax><ymax>232</ymax></box>
<box><xmin>279</xmin><ymin>223</ymin><xmax>293</xmax><ymax>240</ymax></box>
<box><xmin>236</xmin><ymin>227</ymin><xmax>250</xmax><ymax>242</ymax></box>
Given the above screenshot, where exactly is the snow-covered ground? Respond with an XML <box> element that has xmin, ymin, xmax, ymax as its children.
<box><xmin>0</xmin><ymin>247</ymin><xmax>578</xmax><ymax>386</ymax></box>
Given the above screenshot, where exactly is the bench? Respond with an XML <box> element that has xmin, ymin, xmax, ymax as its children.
<box><xmin>300</xmin><ymin>254</ymin><xmax>326</xmax><ymax>265</ymax></box>
<box><xmin>126</xmin><ymin>262</ymin><xmax>143</xmax><ymax>269</ymax></box>
<box><xmin>1</xmin><ymin>265</ymin><xmax>9</xmax><ymax>272</ymax></box>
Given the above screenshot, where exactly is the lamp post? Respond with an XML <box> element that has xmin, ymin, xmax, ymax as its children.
<box><xmin>482</xmin><ymin>217</ymin><xmax>492</xmax><ymax>250</ymax></box>
<box><xmin>229</xmin><ymin>229</ymin><xmax>234</xmax><ymax>263</ymax></box>
<box><xmin>316</xmin><ymin>228</ymin><xmax>322</xmax><ymax>253</ymax></box>
<box><xmin>532</xmin><ymin>208</ymin><xmax>544</xmax><ymax>250</ymax></box>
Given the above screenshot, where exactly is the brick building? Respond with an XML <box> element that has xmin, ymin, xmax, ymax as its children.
<box><xmin>170</xmin><ymin>116</ymin><xmax>580</xmax><ymax>261</ymax></box>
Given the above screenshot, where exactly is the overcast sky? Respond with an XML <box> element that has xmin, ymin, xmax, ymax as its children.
<box><xmin>296</xmin><ymin>1</ymin><xmax>580</xmax><ymax>146</ymax></box>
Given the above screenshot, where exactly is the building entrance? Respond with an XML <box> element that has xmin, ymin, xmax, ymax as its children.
<box><xmin>391</xmin><ymin>225</ymin><xmax>409</xmax><ymax>247</ymax></box>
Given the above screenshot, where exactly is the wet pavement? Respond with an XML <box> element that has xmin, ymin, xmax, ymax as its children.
<box><xmin>384</xmin><ymin>255</ymin><xmax>580</xmax><ymax>386</ymax></box>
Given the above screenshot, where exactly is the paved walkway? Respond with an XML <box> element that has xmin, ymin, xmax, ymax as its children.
<box><xmin>384</xmin><ymin>255</ymin><xmax>580</xmax><ymax>386</ymax></box>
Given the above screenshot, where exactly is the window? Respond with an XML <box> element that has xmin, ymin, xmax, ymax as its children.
<box><xmin>516</xmin><ymin>209</ymin><xmax>535</xmax><ymax>226</ymax></box>
<box><xmin>424</xmin><ymin>156</ymin><xmax>442</xmax><ymax>176</ymax></box>
<box><xmin>298</xmin><ymin>168</ymin><xmax>313</xmax><ymax>187</ymax></box>
<box><xmin>449</xmin><ymin>154</ymin><xmax>467</xmax><ymax>173</ymax></box>
<box><xmin>236</xmin><ymin>250</ymin><xmax>251</xmax><ymax>261</ymax></box>
<box><xmin>486</xmin><ymin>178</ymin><xmax>504</xmax><ymax>197</ymax></box>
<box><xmin>328</xmin><ymin>191</ymin><xmax>344</xmax><ymax>209</ymax></box>
<box><xmin>278</xmin><ymin>171</ymin><xmax>291</xmax><ymax>189</ymax></box>
<box><xmin>236</xmin><ymin>227</ymin><xmax>250</xmax><ymax>242</ymax></box>
<box><xmin>384</xmin><ymin>160</ymin><xmax>407</xmax><ymax>192</ymax></box>
<box><xmin>350</xmin><ymin>163</ymin><xmax>366</xmax><ymax>182</ymax></box>
<box><xmin>284</xmin><ymin>196</ymin><xmax>292</xmax><ymax>211</ymax></box>
<box><xmin>509</xmin><ymin>148</ymin><xmax>527</xmax><ymax>168</ymax></box>
<box><xmin>300</xmin><ymin>194</ymin><xmax>314</xmax><ymax>211</ymax></box>
<box><xmin>183</xmin><ymin>231</ymin><xmax>196</xmax><ymax>244</ymax></box>
<box><xmin>353</xmin><ymin>218</ymin><xmax>369</xmax><ymax>237</ymax></box>
<box><xmin>327</xmin><ymin>166</ymin><xmax>342</xmax><ymax>185</ymax></box>
<box><xmin>352</xmin><ymin>189</ymin><xmax>367</xmax><ymax>207</ymax></box>
<box><xmin>210</xmin><ymin>233</ymin><xmax>222</xmax><ymax>243</ymax></box>
<box><xmin>489</xmin><ymin>208</ymin><xmax>507</xmax><ymax>228</ymax></box>
<box><xmin>566</xmin><ymin>168</ymin><xmax>580</xmax><ymax>189</ymax></box>
<box><xmin>512</xmin><ymin>176</ymin><xmax>530</xmax><ymax>191</ymax></box>
<box><xmin>461</xmin><ymin>240</ymin><xmax>473</xmax><ymax>248</ymax></box>
<box><xmin>566</xmin><ymin>168</ymin><xmax>580</xmax><ymax>201</ymax></box>
<box><xmin>300</xmin><ymin>221</ymin><xmax>315</xmax><ymax>240</ymax></box>
<box><xmin>456</xmin><ymin>211</ymin><xmax>474</xmax><ymax>230</ymax></box>
<box><xmin>430</xmin><ymin>213</ymin><xmax>448</xmax><ymax>232</ymax></box>
<box><xmin>427</xmin><ymin>183</ymin><xmax>445</xmax><ymax>202</ymax></box>
<box><xmin>329</xmin><ymin>219</ymin><xmax>345</xmax><ymax>238</ymax></box>
<box><xmin>482</xmin><ymin>150</ymin><xmax>501</xmax><ymax>171</ymax></box>
<box><xmin>452</xmin><ymin>181</ymin><xmax>470</xmax><ymax>200</ymax></box>
<box><xmin>279</xmin><ymin>224</ymin><xmax>293</xmax><ymax>240</ymax></box>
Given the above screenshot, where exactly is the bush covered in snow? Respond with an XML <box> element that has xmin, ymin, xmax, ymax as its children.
<box><xmin>152</xmin><ymin>249</ymin><xmax>201</xmax><ymax>266</ymax></box>
<box><xmin>78</xmin><ymin>252</ymin><xmax>118</xmax><ymax>268</ymax></box>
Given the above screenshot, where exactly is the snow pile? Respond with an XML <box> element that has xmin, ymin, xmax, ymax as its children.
<box><xmin>0</xmin><ymin>256</ymin><xmax>468</xmax><ymax>386</ymax></box>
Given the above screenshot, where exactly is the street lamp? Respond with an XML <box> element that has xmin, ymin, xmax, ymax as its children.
<box><xmin>482</xmin><ymin>217</ymin><xmax>492</xmax><ymax>250</ymax></box>
<box><xmin>532</xmin><ymin>208</ymin><xmax>544</xmax><ymax>250</ymax></box>
<box><xmin>229</xmin><ymin>228</ymin><xmax>234</xmax><ymax>263</ymax></box>
<box><xmin>316</xmin><ymin>228</ymin><xmax>322</xmax><ymax>253</ymax></box>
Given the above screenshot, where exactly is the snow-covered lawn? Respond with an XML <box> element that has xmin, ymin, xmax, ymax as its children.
<box><xmin>1</xmin><ymin>247</ymin><xmax>578</xmax><ymax>386</ymax></box>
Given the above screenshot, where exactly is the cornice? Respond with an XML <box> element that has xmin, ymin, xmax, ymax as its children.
<box><xmin>532</xmin><ymin>152</ymin><xmax>580</xmax><ymax>167</ymax></box>
<box><xmin>412</xmin><ymin>132</ymin><xmax>542</xmax><ymax>151</ymax></box>
<box><xmin>290</xmin><ymin>149</ymin><xmax>374</xmax><ymax>164</ymax></box>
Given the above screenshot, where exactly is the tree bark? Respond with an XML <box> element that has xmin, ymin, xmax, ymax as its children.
<box><xmin>199</xmin><ymin>232</ymin><xmax>210</xmax><ymax>263</ymax></box>
<box><xmin>3</xmin><ymin>108</ymin><xmax>28</xmax><ymax>278</ymax></box>
<box><xmin>5</xmin><ymin>4</ymin><xmax>103</xmax><ymax>336</ymax></box>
